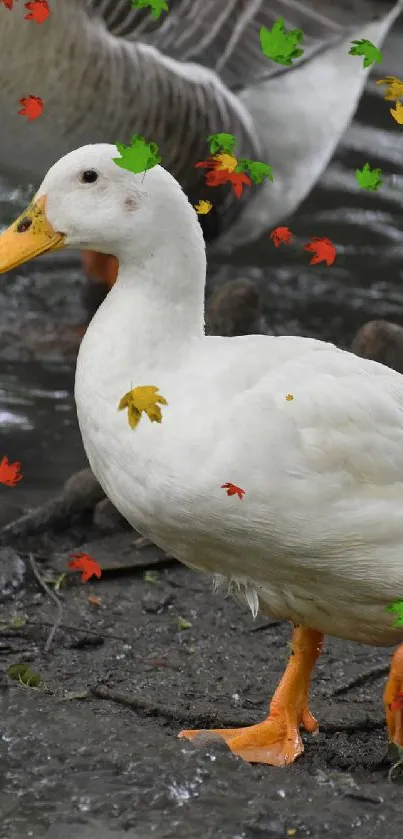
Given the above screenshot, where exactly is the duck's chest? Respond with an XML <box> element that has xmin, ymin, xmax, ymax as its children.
<box><xmin>75</xmin><ymin>367</ymin><xmax>211</xmax><ymax>550</ymax></box>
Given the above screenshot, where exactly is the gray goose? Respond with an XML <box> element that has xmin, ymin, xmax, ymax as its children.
<box><xmin>0</xmin><ymin>0</ymin><xmax>402</xmax><ymax>258</ymax></box>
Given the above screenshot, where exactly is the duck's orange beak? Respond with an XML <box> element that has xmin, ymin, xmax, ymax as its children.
<box><xmin>0</xmin><ymin>195</ymin><xmax>65</xmax><ymax>273</ymax></box>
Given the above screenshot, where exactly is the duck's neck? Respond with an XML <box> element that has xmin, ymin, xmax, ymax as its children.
<box><xmin>76</xmin><ymin>238</ymin><xmax>206</xmax><ymax>390</ymax></box>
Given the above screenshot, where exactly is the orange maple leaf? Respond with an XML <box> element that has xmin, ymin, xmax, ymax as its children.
<box><xmin>24</xmin><ymin>0</ymin><xmax>49</xmax><ymax>23</ymax></box>
<box><xmin>68</xmin><ymin>553</ymin><xmax>102</xmax><ymax>583</ymax></box>
<box><xmin>0</xmin><ymin>455</ymin><xmax>23</xmax><ymax>487</ymax></box>
<box><xmin>304</xmin><ymin>236</ymin><xmax>336</xmax><ymax>266</ymax></box>
<box><xmin>195</xmin><ymin>158</ymin><xmax>251</xmax><ymax>198</ymax></box>
<box><xmin>18</xmin><ymin>95</ymin><xmax>44</xmax><ymax>120</ymax></box>
<box><xmin>1</xmin><ymin>0</ymin><xmax>16</xmax><ymax>8</ymax></box>
<box><xmin>269</xmin><ymin>226</ymin><xmax>293</xmax><ymax>247</ymax></box>
<box><xmin>221</xmin><ymin>482</ymin><xmax>245</xmax><ymax>500</ymax></box>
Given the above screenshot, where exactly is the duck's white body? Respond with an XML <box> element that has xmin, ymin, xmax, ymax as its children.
<box><xmin>76</xmin><ymin>284</ymin><xmax>403</xmax><ymax>647</ymax></box>
<box><xmin>59</xmin><ymin>151</ymin><xmax>403</xmax><ymax>650</ymax></box>
<box><xmin>3</xmin><ymin>143</ymin><xmax>403</xmax><ymax>764</ymax></box>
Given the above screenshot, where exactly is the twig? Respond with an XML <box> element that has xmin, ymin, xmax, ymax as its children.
<box><xmin>28</xmin><ymin>553</ymin><xmax>63</xmax><ymax>652</ymax></box>
<box><xmin>249</xmin><ymin>620</ymin><xmax>283</xmax><ymax>633</ymax></box>
<box><xmin>328</xmin><ymin>664</ymin><xmax>389</xmax><ymax>697</ymax></box>
<box><xmin>90</xmin><ymin>685</ymin><xmax>247</xmax><ymax>728</ymax></box>
<box><xmin>0</xmin><ymin>468</ymin><xmax>104</xmax><ymax>546</ymax></box>
<box><xmin>24</xmin><ymin>619</ymin><xmax>133</xmax><ymax>645</ymax></box>
<box><xmin>90</xmin><ymin>686</ymin><xmax>386</xmax><ymax>735</ymax></box>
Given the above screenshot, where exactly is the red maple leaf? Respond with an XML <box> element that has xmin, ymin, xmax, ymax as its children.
<box><xmin>221</xmin><ymin>482</ymin><xmax>245</xmax><ymax>500</ymax></box>
<box><xmin>18</xmin><ymin>95</ymin><xmax>44</xmax><ymax>120</ymax></box>
<box><xmin>390</xmin><ymin>691</ymin><xmax>403</xmax><ymax>713</ymax></box>
<box><xmin>304</xmin><ymin>236</ymin><xmax>336</xmax><ymax>266</ymax></box>
<box><xmin>195</xmin><ymin>157</ymin><xmax>218</xmax><ymax>170</ymax></box>
<box><xmin>0</xmin><ymin>455</ymin><xmax>23</xmax><ymax>487</ymax></box>
<box><xmin>68</xmin><ymin>552</ymin><xmax>102</xmax><ymax>583</ymax></box>
<box><xmin>195</xmin><ymin>159</ymin><xmax>251</xmax><ymax>199</ymax></box>
<box><xmin>24</xmin><ymin>0</ymin><xmax>49</xmax><ymax>23</ymax></box>
<box><xmin>269</xmin><ymin>226</ymin><xmax>293</xmax><ymax>247</ymax></box>
<box><xmin>1</xmin><ymin>0</ymin><xmax>17</xmax><ymax>9</ymax></box>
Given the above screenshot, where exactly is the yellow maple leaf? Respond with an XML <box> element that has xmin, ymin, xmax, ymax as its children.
<box><xmin>390</xmin><ymin>100</ymin><xmax>403</xmax><ymax>124</ymax></box>
<box><xmin>376</xmin><ymin>76</ymin><xmax>403</xmax><ymax>101</ymax></box>
<box><xmin>213</xmin><ymin>152</ymin><xmax>238</xmax><ymax>172</ymax></box>
<box><xmin>194</xmin><ymin>199</ymin><xmax>213</xmax><ymax>215</ymax></box>
<box><xmin>118</xmin><ymin>385</ymin><xmax>168</xmax><ymax>429</ymax></box>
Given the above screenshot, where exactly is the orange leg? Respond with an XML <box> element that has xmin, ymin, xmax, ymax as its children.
<box><xmin>384</xmin><ymin>644</ymin><xmax>403</xmax><ymax>747</ymax></box>
<box><xmin>179</xmin><ymin>626</ymin><xmax>324</xmax><ymax>766</ymax></box>
<box><xmin>81</xmin><ymin>250</ymin><xmax>119</xmax><ymax>290</ymax></box>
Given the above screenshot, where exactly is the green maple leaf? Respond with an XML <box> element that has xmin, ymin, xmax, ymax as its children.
<box><xmin>113</xmin><ymin>135</ymin><xmax>162</xmax><ymax>174</ymax></box>
<box><xmin>236</xmin><ymin>158</ymin><xmax>274</xmax><ymax>184</ymax></box>
<box><xmin>386</xmin><ymin>600</ymin><xmax>403</xmax><ymax>628</ymax></box>
<box><xmin>259</xmin><ymin>18</ymin><xmax>304</xmax><ymax>66</ymax></box>
<box><xmin>355</xmin><ymin>162</ymin><xmax>383</xmax><ymax>191</ymax></box>
<box><xmin>207</xmin><ymin>133</ymin><xmax>237</xmax><ymax>155</ymax></box>
<box><xmin>131</xmin><ymin>0</ymin><xmax>169</xmax><ymax>20</ymax></box>
<box><xmin>349</xmin><ymin>39</ymin><xmax>383</xmax><ymax>69</ymax></box>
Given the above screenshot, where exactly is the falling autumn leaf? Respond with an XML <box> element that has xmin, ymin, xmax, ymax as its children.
<box><xmin>0</xmin><ymin>455</ymin><xmax>23</xmax><ymax>486</ymax></box>
<box><xmin>285</xmin><ymin>393</ymin><xmax>294</xmax><ymax>401</ymax></box>
<box><xmin>390</xmin><ymin>101</ymin><xmax>403</xmax><ymax>124</ymax></box>
<box><xmin>348</xmin><ymin>39</ymin><xmax>382</xmax><ymax>69</ymax></box>
<box><xmin>304</xmin><ymin>237</ymin><xmax>336</xmax><ymax>266</ymax></box>
<box><xmin>194</xmin><ymin>199</ymin><xmax>213</xmax><ymax>215</ymax></box>
<box><xmin>114</xmin><ymin>134</ymin><xmax>161</xmax><ymax>174</ymax></box>
<box><xmin>131</xmin><ymin>0</ymin><xmax>168</xmax><ymax>19</ymax></box>
<box><xmin>213</xmin><ymin>153</ymin><xmax>238</xmax><ymax>173</ymax></box>
<box><xmin>236</xmin><ymin>159</ymin><xmax>274</xmax><ymax>184</ymax></box>
<box><xmin>195</xmin><ymin>158</ymin><xmax>251</xmax><ymax>198</ymax></box>
<box><xmin>270</xmin><ymin>226</ymin><xmax>293</xmax><ymax>247</ymax></box>
<box><xmin>386</xmin><ymin>599</ymin><xmax>403</xmax><ymax>628</ymax></box>
<box><xmin>260</xmin><ymin>18</ymin><xmax>304</xmax><ymax>66</ymax></box>
<box><xmin>118</xmin><ymin>385</ymin><xmax>168</xmax><ymax>429</ymax></box>
<box><xmin>68</xmin><ymin>552</ymin><xmax>102</xmax><ymax>583</ymax></box>
<box><xmin>212</xmin><ymin>168</ymin><xmax>251</xmax><ymax>199</ymax></box>
<box><xmin>207</xmin><ymin>133</ymin><xmax>237</xmax><ymax>155</ymax></box>
<box><xmin>356</xmin><ymin>162</ymin><xmax>383</xmax><ymax>191</ymax></box>
<box><xmin>221</xmin><ymin>482</ymin><xmax>245</xmax><ymax>500</ymax></box>
<box><xmin>1</xmin><ymin>0</ymin><xmax>16</xmax><ymax>8</ymax></box>
<box><xmin>18</xmin><ymin>95</ymin><xmax>43</xmax><ymax>120</ymax></box>
<box><xmin>24</xmin><ymin>0</ymin><xmax>49</xmax><ymax>23</ymax></box>
<box><xmin>376</xmin><ymin>76</ymin><xmax>403</xmax><ymax>101</ymax></box>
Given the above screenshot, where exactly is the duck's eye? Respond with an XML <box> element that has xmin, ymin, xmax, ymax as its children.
<box><xmin>81</xmin><ymin>170</ymin><xmax>99</xmax><ymax>184</ymax></box>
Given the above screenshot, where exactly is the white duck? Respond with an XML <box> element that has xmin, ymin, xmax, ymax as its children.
<box><xmin>1</xmin><ymin>144</ymin><xmax>403</xmax><ymax>766</ymax></box>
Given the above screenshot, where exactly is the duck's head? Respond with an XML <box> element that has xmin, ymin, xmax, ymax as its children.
<box><xmin>0</xmin><ymin>143</ymin><xmax>205</xmax><ymax>274</ymax></box>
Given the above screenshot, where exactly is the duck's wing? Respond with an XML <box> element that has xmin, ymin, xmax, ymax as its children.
<box><xmin>87</xmin><ymin>0</ymin><xmax>401</xmax><ymax>92</ymax></box>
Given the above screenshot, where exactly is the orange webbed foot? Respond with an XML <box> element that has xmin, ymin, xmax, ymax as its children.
<box><xmin>179</xmin><ymin>626</ymin><xmax>323</xmax><ymax>766</ymax></box>
<box><xmin>384</xmin><ymin>644</ymin><xmax>403</xmax><ymax>748</ymax></box>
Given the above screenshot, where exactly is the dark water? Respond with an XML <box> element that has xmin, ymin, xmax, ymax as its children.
<box><xmin>1</xmin><ymin>18</ymin><xmax>403</xmax><ymax>507</ymax></box>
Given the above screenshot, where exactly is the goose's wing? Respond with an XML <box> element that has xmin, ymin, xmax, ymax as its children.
<box><xmin>86</xmin><ymin>0</ymin><xmax>400</xmax><ymax>91</ymax></box>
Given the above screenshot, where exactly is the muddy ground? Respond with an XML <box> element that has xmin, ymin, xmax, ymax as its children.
<box><xmin>1</xmin><ymin>486</ymin><xmax>403</xmax><ymax>839</ymax></box>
